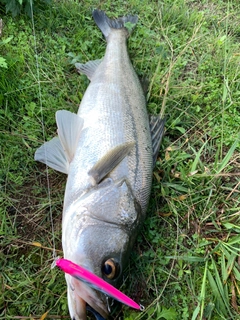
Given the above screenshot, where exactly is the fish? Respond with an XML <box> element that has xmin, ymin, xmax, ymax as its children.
<box><xmin>35</xmin><ymin>9</ymin><xmax>165</xmax><ymax>320</ymax></box>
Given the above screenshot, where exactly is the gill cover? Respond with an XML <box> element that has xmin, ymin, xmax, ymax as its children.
<box><xmin>76</xmin><ymin>177</ymin><xmax>140</xmax><ymax>229</ymax></box>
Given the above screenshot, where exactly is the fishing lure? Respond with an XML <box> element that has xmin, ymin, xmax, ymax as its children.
<box><xmin>52</xmin><ymin>257</ymin><xmax>144</xmax><ymax>311</ymax></box>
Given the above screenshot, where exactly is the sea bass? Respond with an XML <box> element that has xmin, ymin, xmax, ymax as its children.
<box><xmin>35</xmin><ymin>9</ymin><xmax>165</xmax><ymax>320</ymax></box>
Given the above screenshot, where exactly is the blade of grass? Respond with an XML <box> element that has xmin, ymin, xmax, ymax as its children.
<box><xmin>192</xmin><ymin>260</ymin><xmax>208</xmax><ymax>320</ymax></box>
<box><xmin>216</xmin><ymin>136</ymin><xmax>239</xmax><ymax>174</ymax></box>
<box><xmin>190</xmin><ymin>139</ymin><xmax>209</xmax><ymax>173</ymax></box>
<box><xmin>224</xmin><ymin>252</ymin><xmax>237</xmax><ymax>284</ymax></box>
<box><xmin>207</xmin><ymin>268</ymin><xmax>228</xmax><ymax>317</ymax></box>
<box><xmin>209</xmin><ymin>257</ymin><xmax>233</xmax><ymax>317</ymax></box>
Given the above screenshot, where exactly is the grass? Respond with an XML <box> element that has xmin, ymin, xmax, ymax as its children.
<box><xmin>0</xmin><ymin>0</ymin><xmax>240</xmax><ymax>319</ymax></box>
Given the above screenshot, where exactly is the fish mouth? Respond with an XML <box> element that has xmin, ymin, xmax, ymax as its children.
<box><xmin>87</xmin><ymin>305</ymin><xmax>107</xmax><ymax>320</ymax></box>
<box><xmin>66</xmin><ymin>274</ymin><xmax>108</xmax><ymax>320</ymax></box>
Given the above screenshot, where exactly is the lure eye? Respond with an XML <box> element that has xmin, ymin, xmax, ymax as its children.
<box><xmin>102</xmin><ymin>258</ymin><xmax>119</xmax><ymax>280</ymax></box>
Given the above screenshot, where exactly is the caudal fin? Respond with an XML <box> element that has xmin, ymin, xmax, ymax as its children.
<box><xmin>92</xmin><ymin>9</ymin><xmax>138</xmax><ymax>40</ymax></box>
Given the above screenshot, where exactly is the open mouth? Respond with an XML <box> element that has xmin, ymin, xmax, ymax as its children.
<box><xmin>86</xmin><ymin>305</ymin><xmax>107</xmax><ymax>320</ymax></box>
<box><xmin>71</xmin><ymin>304</ymin><xmax>107</xmax><ymax>320</ymax></box>
<box><xmin>56</xmin><ymin>258</ymin><xmax>143</xmax><ymax>319</ymax></box>
<box><xmin>67</xmin><ymin>274</ymin><xmax>109</xmax><ymax>320</ymax></box>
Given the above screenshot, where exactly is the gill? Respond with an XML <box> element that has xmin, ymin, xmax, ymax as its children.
<box><xmin>30</xmin><ymin>1</ymin><xmax>57</xmax><ymax>260</ymax></box>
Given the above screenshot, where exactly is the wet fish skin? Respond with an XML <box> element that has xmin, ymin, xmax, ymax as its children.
<box><xmin>67</xmin><ymin>13</ymin><xmax>153</xmax><ymax>214</ymax></box>
<box><xmin>35</xmin><ymin>9</ymin><xmax>165</xmax><ymax>320</ymax></box>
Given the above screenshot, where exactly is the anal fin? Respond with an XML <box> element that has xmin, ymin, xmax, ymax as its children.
<box><xmin>150</xmin><ymin>115</ymin><xmax>166</xmax><ymax>166</ymax></box>
<box><xmin>88</xmin><ymin>142</ymin><xmax>135</xmax><ymax>186</ymax></box>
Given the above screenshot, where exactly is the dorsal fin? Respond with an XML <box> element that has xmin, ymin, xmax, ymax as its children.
<box><xmin>149</xmin><ymin>116</ymin><xmax>166</xmax><ymax>166</ymax></box>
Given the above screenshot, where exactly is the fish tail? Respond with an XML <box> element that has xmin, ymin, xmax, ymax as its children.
<box><xmin>92</xmin><ymin>9</ymin><xmax>138</xmax><ymax>40</ymax></box>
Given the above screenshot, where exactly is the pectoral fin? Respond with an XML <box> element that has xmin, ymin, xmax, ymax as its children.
<box><xmin>150</xmin><ymin>115</ymin><xmax>166</xmax><ymax>166</ymax></box>
<box><xmin>35</xmin><ymin>110</ymin><xmax>83</xmax><ymax>174</ymax></box>
<box><xmin>75</xmin><ymin>59</ymin><xmax>102</xmax><ymax>80</ymax></box>
<box><xmin>34</xmin><ymin>137</ymin><xmax>69</xmax><ymax>174</ymax></box>
<box><xmin>88</xmin><ymin>142</ymin><xmax>135</xmax><ymax>186</ymax></box>
<box><xmin>56</xmin><ymin>110</ymin><xmax>83</xmax><ymax>163</ymax></box>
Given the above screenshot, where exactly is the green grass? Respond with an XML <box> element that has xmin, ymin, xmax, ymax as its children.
<box><xmin>1</xmin><ymin>0</ymin><xmax>240</xmax><ymax>319</ymax></box>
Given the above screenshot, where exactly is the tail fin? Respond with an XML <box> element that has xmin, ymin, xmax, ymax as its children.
<box><xmin>92</xmin><ymin>9</ymin><xmax>138</xmax><ymax>39</ymax></box>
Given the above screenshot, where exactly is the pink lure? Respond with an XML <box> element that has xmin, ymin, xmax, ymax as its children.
<box><xmin>54</xmin><ymin>257</ymin><xmax>144</xmax><ymax>311</ymax></box>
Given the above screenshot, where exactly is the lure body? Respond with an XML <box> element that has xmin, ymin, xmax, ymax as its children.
<box><xmin>55</xmin><ymin>258</ymin><xmax>143</xmax><ymax>310</ymax></box>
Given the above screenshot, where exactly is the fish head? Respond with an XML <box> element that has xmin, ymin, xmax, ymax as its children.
<box><xmin>63</xmin><ymin>178</ymin><xmax>142</xmax><ymax>319</ymax></box>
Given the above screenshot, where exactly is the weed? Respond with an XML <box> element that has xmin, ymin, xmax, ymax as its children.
<box><xmin>0</xmin><ymin>0</ymin><xmax>240</xmax><ymax>320</ymax></box>
<box><xmin>0</xmin><ymin>0</ymin><xmax>52</xmax><ymax>17</ymax></box>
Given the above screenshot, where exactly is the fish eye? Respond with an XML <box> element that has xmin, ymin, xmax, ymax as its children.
<box><xmin>102</xmin><ymin>258</ymin><xmax>119</xmax><ymax>280</ymax></box>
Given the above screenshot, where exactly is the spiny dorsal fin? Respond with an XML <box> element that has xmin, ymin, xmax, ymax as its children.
<box><xmin>75</xmin><ymin>59</ymin><xmax>102</xmax><ymax>80</ymax></box>
<box><xmin>56</xmin><ymin>110</ymin><xmax>83</xmax><ymax>163</ymax></box>
<box><xmin>88</xmin><ymin>142</ymin><xmax>135</xmax><ymax>186</ymax></box>
<box><xmin>149</xmin><ymin>115</ymin><xmax>166</xmax><ymax>166</ymax></box>
<box><xmin>34</xmin><ymin>137</ymin><xmax>69</xmax><ymax>174</ymax></box>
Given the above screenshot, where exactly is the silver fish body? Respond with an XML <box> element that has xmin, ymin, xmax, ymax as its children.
<box><xmin>35</xmin><ymin>9</ymin><xmax>165</xmax><ymax>320</ymax></box>
<box><xmin>65</xmin><ymin>17</ymin><xmax>152</xmax><ymax>213</ymax></box>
